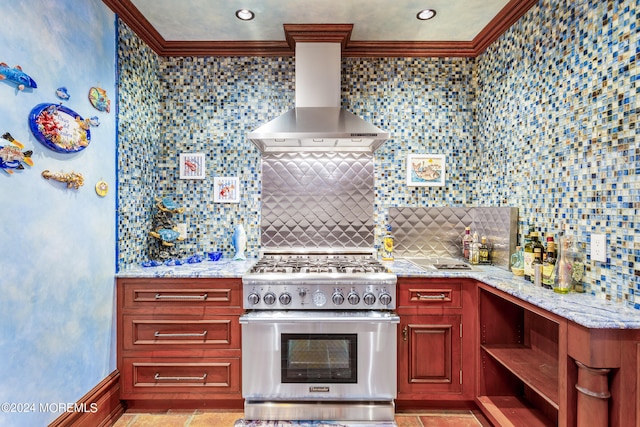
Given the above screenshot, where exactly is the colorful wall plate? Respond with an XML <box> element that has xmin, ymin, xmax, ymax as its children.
<box><xmin>29</xmin><ymin>103</ymin><xmax>91</xmax><ymax>153</ymax></box>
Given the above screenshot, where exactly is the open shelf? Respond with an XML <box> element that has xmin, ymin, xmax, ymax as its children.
<box><xmin>477</xmin><ymin>287</ymin><xmax>560</xmax><ymax>427</ymax></box>
<box><xmin>481</xmin><ymin>344</ymin><xmax>558</xmax><ymax>409</ymax></box>
<box><xmin>476</xmin><ymin>395</ymin><xmax>555</xmax><ymax>427</ymax></box>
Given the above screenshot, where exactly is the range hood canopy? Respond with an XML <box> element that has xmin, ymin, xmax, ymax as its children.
<box><xmin>248</xmin><ymin>107</ymin><xmax>389</xmax><ymax>153</ymax></box>
<box><xmin>248</xmin><ymin>36</ymin><xmax>389</xmax><ymax>153</ymax></box>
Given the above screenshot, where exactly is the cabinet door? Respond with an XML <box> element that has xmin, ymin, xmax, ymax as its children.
<box><xmin>398</xmin><ymin>314</ymin><xmax>462</xmax><ymax>396</ymax></box>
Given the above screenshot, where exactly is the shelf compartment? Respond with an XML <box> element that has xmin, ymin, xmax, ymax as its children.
<box><xmin>482</xmin><ymin>344</ymin><xmax>558</xmax><ymax>409</ymax></box>
<box><xmin>477</xmin><ymin>395</ymin><xmax>555</xmax><ymax>427</ymax></box>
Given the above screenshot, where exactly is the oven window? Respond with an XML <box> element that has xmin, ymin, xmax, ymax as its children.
<box><xmin>281</xmin><ymin>334</ymin><xmax>357</xmax><ymax>383</ymax></box>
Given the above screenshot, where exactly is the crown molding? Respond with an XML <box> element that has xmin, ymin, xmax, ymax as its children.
<box><xmin>102</xmin><ymin>0</ymin><xmax>537</xmax><ymax>57</ymax></box>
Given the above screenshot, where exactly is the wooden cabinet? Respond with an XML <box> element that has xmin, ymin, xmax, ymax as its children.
<box><xmin>117</xmin><ymin>278</ymin><xmax>243</xmax><ymax>409</ymax></box>
<box><xmin>396</xmin><ymin>278</ymin><xmax>476</xmax><ymax>405</ymax></box>
<box><xmin>477</xmin><ymin>283</ymin><xmax>569</xmax><ymax>427</ymax></box>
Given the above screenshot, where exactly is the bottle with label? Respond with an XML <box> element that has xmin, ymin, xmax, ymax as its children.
<box><xmin>541</xmin><ymin>234</ymin><xmax>556</xmax><ymax>289</ymax></box>
<box><xmin>462</xmin><ymin>227</ymin><xmax>472</xmax><ymax>260</ymax></box>
<box><xmin>470</xmin><ymin>231</ymin><xmax>480</xmax><ymax>264</ymax></box>
<box><xmin>478</xmin><ymin>236</ymin><xmax>490</xmax><ymax>263</ymax></box>
<box><xmin>382</xmin><ymin>225</ymin><xmax>394</xmax><ymax>261</ymax></box>
<box><xmin>524</xmin><ymin>231</ymin><xmax>544</xmax><ymax>282</ymax></box>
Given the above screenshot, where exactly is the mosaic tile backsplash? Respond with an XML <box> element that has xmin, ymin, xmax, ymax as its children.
<box><xmin>117</xmin><ymin>0</ymin><xmax>639</xmax><ymax>308</ymax></box>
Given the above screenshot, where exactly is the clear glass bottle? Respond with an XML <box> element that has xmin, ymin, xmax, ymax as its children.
<box><xmin>554</xmin><ymin>233</ymin><xmax>572</xmax><ymax>293</ymax></box>
<box><xmin>470</xmin><ymin>231</ymin><xmax>480</xmax><ymax>264</ymax></box>
<box><xmin>568</xmin><ymin>238</ymin><xmax>585</xmax><ymax>293</ymax></box>
<box><xmin>462</xmin><ymin>227</ymin><xmax>472</xmax><ymax>260</ymax></box>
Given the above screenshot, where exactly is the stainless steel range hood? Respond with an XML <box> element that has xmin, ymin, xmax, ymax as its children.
<box><xmin>248</xmin><ymin>43</ymin><xmax>389</xmax><ymax>153</ymax></box>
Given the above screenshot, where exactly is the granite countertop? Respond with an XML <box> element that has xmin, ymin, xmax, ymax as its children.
<box><xmin>117</xmin><ymin>257</ymin><xmax>640</xmax><ymax>330</ymax></box>
<box><xmin>117</xmin><ymin>258</ymin><xmax>256</xmax><ymax>279</ymax></box>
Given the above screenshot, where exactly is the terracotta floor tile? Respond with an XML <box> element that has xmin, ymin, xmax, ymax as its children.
<box><xmin>123</xmin><ymin>413</ymin><xmax>192</xmax><ymax>427</ymax></box>
<box><xmin>394</xmin><ymin>414</ymin><xmax>424</xmax><ymax>427</ymax></box>
<box><xmin>418</xmin><ymin>413</ymin><xmax>481</xmax><ymax>427</ymax></box>
<box><xmin>111</xmin><ymin>413</ymin><xmax>135</xmax><ymax>426</ymax></box>
<box><xmin>109</xmin><ymin>410</ymin><xmax>490</xmax><ymax>427</ymax></box>
<box><xmin>189</xmin><ymin>410</ymin><xmax>245</xmax><ymax>427</ymax></box>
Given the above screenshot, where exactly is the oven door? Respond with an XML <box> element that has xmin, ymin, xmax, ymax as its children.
<box><xmin>239</xmin><ymin>310</ymin><xmax>399</xmax><ymax>401</ymax></box>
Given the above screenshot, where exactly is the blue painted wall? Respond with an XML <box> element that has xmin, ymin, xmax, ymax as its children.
<box><xmin>0</xmin><ymin>1</ymin><xmax>116</xmax><ymax>426</ymax></box>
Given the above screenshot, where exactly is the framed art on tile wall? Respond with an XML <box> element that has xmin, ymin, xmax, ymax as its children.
<box><xmin>179</xmin><ymin>153</ymin><xmax>206</xmax><ymax>179</ymax></box>
<box><xmin>214</xmin><ymin>177</ymin><xmax>240</xmax><ymax>203</ymax></box>
<box><xmin>407</xmin><ymin>154</ymin><xmax>445</xmax><ymax>186</ymax></box>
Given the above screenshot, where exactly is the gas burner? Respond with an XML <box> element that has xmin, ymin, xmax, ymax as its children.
<box><xmin>249</xmin><ymin>254</ymin><xmax>390</xmax><ymax>275</ymax></box>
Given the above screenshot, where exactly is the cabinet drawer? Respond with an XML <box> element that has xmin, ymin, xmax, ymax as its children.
<box><xmin>121</xmin><ymin>358</ymin><xmax>241</xmax><ymax>398</ymax></box>
<box><xmin>120</xmin><ymin>278</ymin><xmax>242</xmax><ymax>314</ymax></box>
<box><xmin>398</xmin><ymin>280</ymin><xmax>462</xmax><ymax>308</ymax></box>
<box><xmin>123</xmin><ymin>316</ymin><xmax>240</xmax><ymax>350</ymax></box>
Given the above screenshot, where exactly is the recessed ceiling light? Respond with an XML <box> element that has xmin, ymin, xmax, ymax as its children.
<box><xmin>416</xmin><ymin>9</ymin><xmax>436</xmax><ymax>21</ymax></box>
<box><xmin>235</xmin><ymin>9</ymin><xmax>255</xmax><ymax>21</ymax></box>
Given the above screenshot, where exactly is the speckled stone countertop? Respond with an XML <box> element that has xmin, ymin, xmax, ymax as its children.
<box><xmin>117</xmin><ymin>258</ymin><xmax>256</xmax><ymax>279</ymax></box>
<box><xmin>117</xmin><ymin>257</ymin><xmax>640</xmax><ymax>330</ymax></box>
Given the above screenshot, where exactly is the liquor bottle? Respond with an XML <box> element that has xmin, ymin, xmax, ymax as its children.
<box><xmin>524</xmin><ymin>231</ymin><xmax>544</xmax><ymax>282</ymax></box>
<box><xmin>462</xmin><ymin>227</ymin><xmax>472</xmax><ymax>260</ymax></box>
<box><xmin>478</xmin><ymin>236</ymin><xmax>490</xmax><ymax>263</ymax></box>
<box><xmin>470</xmin><ymin>231</ymin><xmax>480</xmax><ymax>264</ymax></box>
<box><xmin>541</xmin><ymin>234</ymin><xmax>556</xmax><ymax>289</ymax></box>
<box><xmin>382</xmin><ymin>225</ymin><xmax>394</xmax><ymax>261</ymax></box>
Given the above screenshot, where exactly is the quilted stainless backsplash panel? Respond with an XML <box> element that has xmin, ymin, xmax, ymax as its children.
<box><xmin>261</xmin><ymin>152</ymin><xmax>374</xmax><ymax>250</ymax></box>
<box><xmin>389</xmin><ymin>206</ymin><xmax>517</xmax><ymax>269</ymax></box>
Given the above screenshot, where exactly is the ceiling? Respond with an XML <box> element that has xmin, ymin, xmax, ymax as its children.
<box><xmin>102</xmin><ymin>0</ymin><xmax>537</xmax><ymax>57</ymax></box>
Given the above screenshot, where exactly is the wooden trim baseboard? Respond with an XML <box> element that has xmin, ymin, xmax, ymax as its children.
<box><xmin>48</xmin><ymin>370</ymin><xmax>124</xmax><ymax>427</ymax></box>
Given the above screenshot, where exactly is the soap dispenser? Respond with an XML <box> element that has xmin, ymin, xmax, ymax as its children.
<box><xmin>232</xmin><ymin>219</ymin><xmax>247</xmax><ymax>260</ymax></box>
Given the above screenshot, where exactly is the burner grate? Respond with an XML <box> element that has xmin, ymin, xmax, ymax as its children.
<box><xmin>250</xmin><ymin>254</ymin><xmax>389</xmax><ymax>274</ymax></box>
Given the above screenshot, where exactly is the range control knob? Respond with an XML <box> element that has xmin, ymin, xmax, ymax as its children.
<box><xmin>363</xmin><ymin>292</ymin><xmax>376</xmax><ymax>306</ymax></box>
<box><xmin>279</xmin><ymin>292</ymin><xmax>292</xmax><ymax>306</ymax></box>
<box><xmin>247</xmin><ymin>292</ymin><xmax>260</xmax><ymax>305</ymax></box>
<box><xmin>263</xmin><ymin>292</ymin><xmax>276</xmax><ymax>305</ymax></box>
<box><xmin>347</xmin><ymin>291</ymin><xmax>360</xmax><ymax>305</ymax></box>
<box><xmin>332</xmin><ymin>291</ymin><xmax>345</xmax><ymax>305</ymax></box>
<box><xmin>379</xmin><ymin>292</ymin><xmax>392</xmax><ymax>306</ymax></box>
<box><xmin>298</xmin><ymin>288</ymin><xmax>307</xmax><ymax>298</ymax></box>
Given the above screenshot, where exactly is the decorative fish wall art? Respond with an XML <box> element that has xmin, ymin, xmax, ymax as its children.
<box><xmin>41</xmin><ymin>169</ymin><xmax>85</xmax><ymax>189</ymax></box>
<box><xmin>0</xmin><ymin>63</ymin><xmax>37</xmax><ymax>91</ymax></box>
<box><xmin>55</xmin><ymin>86</ymin><xmax>70</xmax><ymax>100</ymax></box>
<box><xmin>0</xmin><ymin>132</ymin><xmax>34</xmax><ymax>174</ymax></box>
<box><xmin>88</xmin><ymin>86</ymin><xmax>110</xmax><ymax>113</ymax></box>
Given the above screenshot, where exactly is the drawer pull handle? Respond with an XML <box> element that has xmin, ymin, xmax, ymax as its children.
<box><xmin>416</xmin><ymin>292</ymin><xmax>446</xmax><ymax>300</ymax></box>
<box><xmin>154</xmin><ymin>293</ymin><xmax>208</xmax><ymax>300</ymax></box>
<box><xmin>154</xmin><ymin>331</ymin><xmax>208</xmax><ymax>338</ymax></box>
<box><xmin>154</xmin><ymin>373</ymin><xmax>208</xmax><ymax>381</ymax></box>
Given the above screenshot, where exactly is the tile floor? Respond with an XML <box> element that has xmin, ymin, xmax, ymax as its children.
<box><xmin>111</xmin><ymin>409</ymin><xmax>491</xmax><ymax>427</ymax></box>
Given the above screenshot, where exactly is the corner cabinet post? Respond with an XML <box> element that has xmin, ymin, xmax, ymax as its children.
<box><xmin>574</xmin><ymin>361</ymin><xmax>610</xmax><ymax>427</ymax></box>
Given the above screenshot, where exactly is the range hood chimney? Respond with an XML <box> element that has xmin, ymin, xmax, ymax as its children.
<box><xmin>248</xmin><ymin>42</ymin><xmax>389</xmax><ymax>153</ymax></box>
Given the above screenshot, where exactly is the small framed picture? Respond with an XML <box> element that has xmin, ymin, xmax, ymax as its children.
<box><xmin>214</xmin><ymin>177</ymin><xmax>240</xmax><ymax>203</ymax></box>
<box><xmin>179</xmin><ymin>153</ymin><xmax>205</xmax><ymax>179</ymax></box>
<box><xmin>407</xmin><ymin>154</ymin><xmax>446</xmax><ymax>186</ymax></box>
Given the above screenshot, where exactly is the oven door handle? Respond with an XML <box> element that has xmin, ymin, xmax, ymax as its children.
<box><xmin>239</xmin><ymin>313</ymin><xmax>400</xmax><ymax>324</ymax></box>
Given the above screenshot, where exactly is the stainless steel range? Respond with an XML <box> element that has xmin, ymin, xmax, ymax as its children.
<box><xmin>239</xmin><ymin>252</ymin><xmax>399</xmax><ymax>422</ymax></box>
